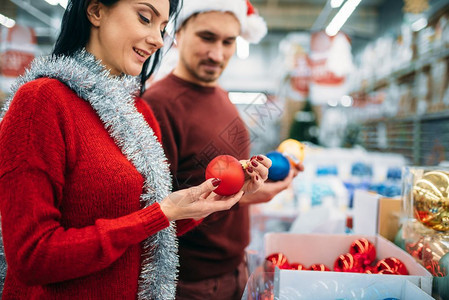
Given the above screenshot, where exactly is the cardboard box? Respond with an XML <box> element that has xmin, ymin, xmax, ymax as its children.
<box><xmin>378</xmin><ymin>196</ymin><xmax>402</xmax><ymax>242</ymax></box>
<box><xmin>264</xmin><ymin>233</ymin><xmax>433</xmax><ymax>296</ymax></box>
<box><xmin>273</xmin><ymin>269</ymin><xmax>434</xmax><ymax>300</ymax></box>
<box><xmin>353</xmin><ymin>189</ymin><xmax>402</xmax><ymax>242</ymax></box>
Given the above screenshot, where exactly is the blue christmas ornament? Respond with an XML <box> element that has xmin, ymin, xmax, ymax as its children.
<box><xmin>434</xmin><ymin>252</ymin><xmax>449</xmax><ymax>299</ymax></box>
<box><xmin>266</xmin><ymin>151</ymin><xmax>290</xmax><ymax>181</ymax></box>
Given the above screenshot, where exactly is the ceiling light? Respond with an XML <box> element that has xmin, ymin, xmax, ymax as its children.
<box><xmin>411</xmin><ymin>17</ymin><xmax>427</xmax><ymax>31</ymax></box>
<box><xmin>228</xmin><ymin>92</ymin><xmax>267</xmax><ymax>105</ymax></box>
<box><xmin>0</xmin><ymin>13</ymin><xmax>16</xmax><ymax>28</ymax></box>
<box><xmin>341</xmin><ymin>95</ymin><xmax>353</xmax><ymax>107</ymax></box>
<box><xmin>59</xmin><ymin>0</ymin><xmax>68</xmax><ymax>9</ymax></box>
<box><xmin>330</xmin><ymin>0</ymin><xmax>345</xmax><ymax>8</ymax></box>
<box><xmin>326</xmin><ymin>0</ymin><xmax>362</xmax><ymax>36</ymax></box>
<box><xmin>45</xmin><ymin>0</ymin><xmax>59</xmax><ymax>5</ymax></box>
<box><xmin>236</xmin><ymin>36</ymin><xmax>250</xmax><ymax>60</ymax></box>
<box><xmin>328</xmin><ymin>98</ymin><xmax>338</xmax><ymax>107</ymax></box>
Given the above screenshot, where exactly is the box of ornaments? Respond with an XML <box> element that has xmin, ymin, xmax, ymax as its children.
<box><xmin>260</xmin><ymin>233</ymin><xmax>433</xmax><ymax>299</ymax></box>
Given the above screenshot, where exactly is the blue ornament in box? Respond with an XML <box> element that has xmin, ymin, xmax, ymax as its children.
<box><xmin>266</xmin><ymin>151</ymin><xmax>290</xmax><ymax>181</ymax></box>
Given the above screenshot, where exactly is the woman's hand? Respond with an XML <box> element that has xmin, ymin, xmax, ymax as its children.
<box><xmin>240</xmin><ymin>160</ymin><xmax>304</xmax><ymax>205</ymax></box>
<box><xmin>240</xmin><ymin>155</ymin><xmax>272</xmax><ymax>194</ymax></box>
<box><xmin>160</xmin><ymin>178</ymin><xmax>243</xmax><ymax>221</ymax></box>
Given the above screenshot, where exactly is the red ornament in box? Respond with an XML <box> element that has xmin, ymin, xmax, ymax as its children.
<box><xmin>376</xmin><ymin>257</ymin><xmax>409</xmax><ymax>275</ymax></box>
<box><xmin>364</xmin><ymin>265</ymin><xmax>377</xmax><ymax>274</ymax></box>
<box><xmin>289</xmin><ymin>263</ymin><xmax>307</xmax><ymax>270</ymax></box>
<box><xmin>422</xmin><ymin>235</ymin><xmax>449</xmax><ymax>277</ymax></box>
<box><xmin>349</xmin><ymin>238</ymin><xmax>376</xmax><ymax>266</ymax></box>
<box><xmin>205</xmin><ymin>155</ymin><xmax>245</xmax><ymax>196</ymax></box>
<box><xmin>334</xmin><ymin>253</ymin><xmax>364</xmax><ymax>273</ymax></box>
<box><xmin>264</xmin><ymin>253</ymin><xmax>290</xmax><ymax>272</ymax></box>
<box><xmin>308</xmin><ymin>264</ymin><xmax>331</xmax><ymax>271</ymax></box>
<box><xmin>378</xmin><ymin>269</ymin><xmax>400</xmax><ymax>275</ymax></box>
<box><xmin>405</xmin><ymin>237</ymin><xmax>425</xmax><ymax>262</ymax></box>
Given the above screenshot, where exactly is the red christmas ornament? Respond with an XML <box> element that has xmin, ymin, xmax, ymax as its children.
<box><xmin>406</xmin><ymin>238</ymin><xmax>424</xmax><ymax>261</ymax></box>
<box><xmin>377</xmin><ymin>269</ymin><xmax>399</xmax><ymax>275</ymax></box>
<box><xmin>364</xmin><ymin>265</ymin><xmax>377</xmax><ymax>274</ymax></box>
<box><xmin>264</xmin><ymin>253</ymin><xmax>290</xmax><ymax>272</ymax></box>
<box><xmin>308</xmin><ymin>264</ymin><xmax>331</xmax><ymax>271</ymax></box>
<box><xmin>376</xmin><ymin>257</ymin><xmax>409</xmax><ymax>275</ymax></box>
<box><xmin>333</xmin><ymin>253</ymin><xmax>364</xmax><ymax>273</ymax></box>
<box><xmin>205</xmin><ymin>155</ymin><xmax>245</xmax><ymax>196</ymax></box>
<box><xmin>289</xmin><ymin>263</ymin><xmax>306</xmax><ymax>270</ymax></box>
<box><xmin>425</xmin><ymin>259</ymin><xmax>447</xmax><ymax>277</ymax></box>
<box><xmin>349</xmin><ymin>238</ymin><xmax>376</xmax><ymax>266</ymax></box>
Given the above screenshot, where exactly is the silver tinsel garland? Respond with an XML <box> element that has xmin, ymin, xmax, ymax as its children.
<box><xmin>0</xmin><ymin>49</ymin><xmax>178</xmax><ymax>299</ymax></box>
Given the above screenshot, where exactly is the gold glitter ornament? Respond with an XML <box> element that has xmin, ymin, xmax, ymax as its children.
<box><xmin>413</xmin><ymin>171</ymin><xmax>449</xmax><ymax>231</ymax></box>
<box><xmin>277</xmin><ymin>139</ymin><xmax>305</xmax><ymax>166</ymax></box>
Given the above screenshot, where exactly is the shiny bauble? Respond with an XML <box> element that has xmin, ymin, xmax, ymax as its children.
<box><xmin>433</xmin><ymin>252</ymin><xmax>449</xmax><ymax>300</ymax></box>
<box><xmin>205</xmin><ymin>155</ymin><xmax>245</xmax><ymax>196</ymax></box>
<box><xmin>308</xmin><ymin>264</ymin><xmax>331</xmax><ymax>271</ymax></box>
<box><xmin>364</xmin><ymin>265</ymin><xmax>377</xmax><ymax>274</ymax></box>
<box><xmin>377</xmin><ymin>269</ymin><xmax>400</xmax><ymax>275</ymax></box>
<box><xmin>333</xmin><ymin>253</ymin><xmax>364</xmax><ymax>273</ymax></box>
<box><xmin>438</xmin><ymin>252</ymin><xmax>449</xmax><ymax>276</ymax></box>
<box><xmin>422</xmin><ymin>234</ymin><xmax>449</xmax><ymax>277</ymax></box>
<box><xmin>289</xmin><ymin>263</ymin><xmax>306</xmax><ymax>270</ymax></box>
<box><xmin>264</xmin><ymin>253</ymin><xmax>290</xmax><ymax>272</ymax></box>
<box><xmin>376</xmin><ymin>257</ymin><xmax>408</xmax><ymax>275</ymax></box>
<box><xmin>405</xmin><ymin>237</ymin><xmax>425</xmax><ymax>262</ymax></box>
<box><xmin>413</xmin><ymin>170</ymin><xmax>449</xmax><ymax>231</ymax></box>
<box><xmin>277</xmin><ymin>139</ymin><xmax>305</xmax><ymax>166</ymax></box>
<box><xmin>349</xmin><ymin>238</ymin><xmax>376</xmax><ymax>266</ymax></box>
<box><xmin>266</xmin><ymin>151</ymin><xmax>290</xmax><ymax>181</ymax></box>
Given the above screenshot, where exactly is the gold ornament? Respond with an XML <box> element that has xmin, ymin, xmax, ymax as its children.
<box><xmin>277</xmin><ymin>139</ymin><xmax>305</xmax><ymax>166</ymax></box>
<box><xmin>413</xmin><ymin>171</ymin><xmax>449</xmax><ymax>231</ymax></box>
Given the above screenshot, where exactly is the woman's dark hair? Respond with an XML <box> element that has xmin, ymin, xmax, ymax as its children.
<box><xmin>53</xmin><ymin>0</ymin><xmax>181</xmax><ymax>92</ymax></box>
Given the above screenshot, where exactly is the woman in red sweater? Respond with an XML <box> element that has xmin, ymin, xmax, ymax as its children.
<box><xmin>0</xmin><ymin>0</ymin><xmax>271</xmax><ymax>299</ymax></box>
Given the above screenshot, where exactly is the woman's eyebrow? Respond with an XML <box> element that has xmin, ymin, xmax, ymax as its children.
<box><xmin>138</xmin><ymin>2</ymin><xmax>160</xmax><ymax>17</ymax></box>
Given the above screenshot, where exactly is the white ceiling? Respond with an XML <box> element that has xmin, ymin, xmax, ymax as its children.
<box><xmin>2</xmin><ymin>0</ymin><xmax>448</xmax><ymax>49</ymax></box>
<box><xmin>252</xmin><ymin>0</ymin><xmax>388</xmax><ymax>37</ymax></box>
<box><xmin>1</xmin><ymin>0</ymin><xmax>387</xmax><ymax>38</ymax></box>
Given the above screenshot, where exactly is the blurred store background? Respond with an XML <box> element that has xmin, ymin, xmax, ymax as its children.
<box><xmin>1</xmin><ymin>0</ymin><xmax>449</xmax><ymax>162</ymax></box>
<box><xmin>1</xmin><ymin>0</ymin><xmax>449</xmax><ymax>298</ymax></box>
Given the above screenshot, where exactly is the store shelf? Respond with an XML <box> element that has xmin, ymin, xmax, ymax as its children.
<box><xmin>360</xmin><ymin>112</ymin><xmax>449</xmax><ymax>165</ymax></box>
<box><xmin>353</xmin><ymin>17</ymin><xmax>449</xmax><ymax>165</ymax></box>
<box><xmin>416</xmin><ymin>47</ymin><xmax>449</xmax><ymax>69</ymax></box>
<box><xmin>353</xmin><ymin>46</ymin><xmax>449</xmax><ymax>95</ymax></box>
<box><xmin>419</xmin><ymin>110</ymin><xmax>449</xmax><ymax>121</ymax></box>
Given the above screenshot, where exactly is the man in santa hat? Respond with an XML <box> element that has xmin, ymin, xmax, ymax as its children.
<box><xmin>142</xmin><ymin>1</ymin><xmax>302</xmax><ymax>299</ymax></box>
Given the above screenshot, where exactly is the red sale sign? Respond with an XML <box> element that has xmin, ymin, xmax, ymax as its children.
<box><xmin>0</xmin><ymin>25</ymin><xmax>37</xmax><ymax>94</ymax></box>
<box><xmin>1</xmin><ymin>50</ymin><xmax>35</xmax><ymax>77</ymax></box>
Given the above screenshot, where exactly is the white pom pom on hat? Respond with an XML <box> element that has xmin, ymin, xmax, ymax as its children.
<box><xmin>176</xmin><ymin>0</ymin><xmax>268</xmax><ymax>44</ymax></box>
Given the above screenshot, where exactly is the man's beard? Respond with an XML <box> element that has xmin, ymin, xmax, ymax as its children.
<box><xmin>185</xmin><ymin>58</ymin><xmax>222</xmax><ymax>84</ymax></box>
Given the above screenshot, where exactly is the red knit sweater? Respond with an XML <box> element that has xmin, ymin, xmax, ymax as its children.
<box><xmin>0</xmin><ymin>78</ymin><xmax>198</xmax><ymax>299</ymax></box>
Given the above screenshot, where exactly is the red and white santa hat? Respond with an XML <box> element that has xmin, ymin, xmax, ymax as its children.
<box><xmin>176</xmin><ymin>0</ymin><xmax>268</xmax><ymax>44</ymax></box>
